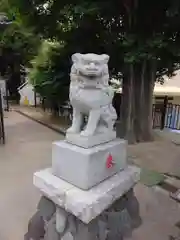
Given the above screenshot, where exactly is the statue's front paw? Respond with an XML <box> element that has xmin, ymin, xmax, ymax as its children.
<box><xmin>67</xmin><ymin>126</ymin><xmax>80</xmax><ymax>134</ymax></box>
<box><xmin>80</xmin><ymin>130</ymin><xmax>94</xmax><ymax>137</ymax></box>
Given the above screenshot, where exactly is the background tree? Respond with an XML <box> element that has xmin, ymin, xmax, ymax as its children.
<box><xmin>9</xmin><ymin>0</ymin><xmax>180</xmax><ymax>142</ymax></box>
<box><xmin>29</xmin><ymin>40</ymin><xmax>71</xmax><ymax>112</ymax></box>
<box><xmin>0</xmin><ymin>0</ymin><xmax>41</xmax><ymax>100</ymax></box>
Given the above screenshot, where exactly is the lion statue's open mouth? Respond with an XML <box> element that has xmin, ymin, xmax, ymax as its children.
<box><xmin>79</xmin><ymin>70</ymin><xmax>100</xmax><ymax>79</ymax></box>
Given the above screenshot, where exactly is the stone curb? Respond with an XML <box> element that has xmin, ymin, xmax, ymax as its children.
<box><xmin>15</xmin><ymin>110</ymin><xmax>66</xmax><ymax>136</ymax></box>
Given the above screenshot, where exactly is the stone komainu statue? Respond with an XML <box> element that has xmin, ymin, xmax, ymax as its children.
<box><xmin>67</xmin><ymin>53</ymin><xmax>117</xmax><ymax>137</ymax></box>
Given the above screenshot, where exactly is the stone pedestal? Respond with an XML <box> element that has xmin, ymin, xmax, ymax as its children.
<box><xmin>24</xmin><ymin>53</ymin><xmax>141</xmax><ymax>240</ymax></box>
<box><xmin>25</xmin><ymin>166</ymin><xmax>141</xmax><ymax>240</ymax></box>
<box><xmin>52</xmin><ymin>139</ymin><xmax>127</xmax><ymax>190</ymax></box>
<box><xmin>66</xmin><ymin>131</ymin><xmax>116</xmax><ymax>148</ymax></box>
<box><xmin>25</xmin><ymin>138</ymin><xmax>141</xmax><ymax>240</ymax></box>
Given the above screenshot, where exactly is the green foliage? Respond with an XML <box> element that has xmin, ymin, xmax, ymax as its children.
<box><xmin>0</xmin><ymin>22</ymin><xmax>40</xmax><ymax>65</ymax></box>
<box><xmin>9</xmin><ymin>0</ymin><xmax>180</xmax><ymax>105</ymax></box>
<box><xmin>0</xmin><ymin>0</ymin><xmax>41</xmax><ymax>75</ymax></box>
<box><xmin>29</xmin><ymin>40</ymin><xmax>71</xmax><ymax>104</ymax></box>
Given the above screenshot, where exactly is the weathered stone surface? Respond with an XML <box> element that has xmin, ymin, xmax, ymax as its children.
<box><xmin>56</xmin><ymin>207</ymin><xmax>68</xmax><ymax>233</ymax></box>
<box><xmin>61</xmin><ymin>232</ymin><xmax>74</xmax><ymax>240</ymax></box>
<box><xmin>24</xmin><ymin>211</ymin><xmax>45</xmax><ymax>240</ymax></box>
<box><xmin>43</xmin><ymin>214</ymin><xmax>60</xmax><ymax>240</ymax></box>
<box><xmin>34</xmin><ymin>166</ymin><xmax>140</xmax><ymax>224</ymax></box>
<box><xmin>125</xmin><ymin>189</ymin><xmax>142</xmax><ymax>228</ymax></box>
<box><xmin>106</xmin><ymin>209</ymin><xmax>131</xmax><ymax>239</ymax></box>
<box><xmin>74</xmin><ymin>219</ymin><xmax>99</xmax><ymax>240</ymax></box>
<box><xmin>98</xmin><ymin>220</ymin><xmax>107</xmax><ymax>240</ymax></box>
<box><xmin>52</xmin><ymin>139</ymin><xmax>127</xmax><ymax>190</ymax></box>
<box><xmin>38</xmin><ymin>196</ymin><xmax>56</xmax><ymax>222</ymax></box>
<box><xmin>25</xmin><ymin>188</ymin><xmax>141</xmax><ymax>240</ymax></box>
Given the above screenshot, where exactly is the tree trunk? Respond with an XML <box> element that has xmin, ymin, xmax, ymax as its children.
<box><xmin>117</xmin><ymin>60</ymin><xmax>156</xmax><ymax>143</ymax></box>
<box><xmin>133</xmin><ymin>62</ymin><xmax>145</xmax><ymax>142</ymax></box>
<box><xmin>141</xmin><ymin>60</ymin><xmax>156</xmax><ymax>141</ymax></box>
<box><xmin>117</xmin><ymin>64</ymin><xmax>135</xmax><ymax>143</ymax></box>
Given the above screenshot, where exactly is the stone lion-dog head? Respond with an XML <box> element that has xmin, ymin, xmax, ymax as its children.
<box><xmin>70</xmin><ymin>53</ymin><xmax>110</xmax><ymax>88</ymax></box>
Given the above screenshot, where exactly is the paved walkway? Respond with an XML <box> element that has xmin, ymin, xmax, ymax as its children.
<box><xmin>0</xmin><ymin>111</ymin><xmax>180</xmax><ymax>240</ymax></box>
<box><xmin>0</xmin><ymin>111</ymin><xmax>64</xmax><ymax>240</ymax></box>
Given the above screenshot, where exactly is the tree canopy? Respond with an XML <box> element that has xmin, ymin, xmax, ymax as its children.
<box><xmin>0</xmin><ymin>0</ymin><xmax>41</xmax><ymax>100</ymax></box>
<box><xmin>0</xmin><ymin>0</ymin><xmax>40</xmax><ymax>74</ymax></box>
<box><xmin>29</xmin><ymin>40</ymin><xmax>71</xmax><ymax>105</ymax></box>
<box><xmin>7</xmin><ymin>0</ymin><xmax>180</xmax><ymax>142</ymax></box>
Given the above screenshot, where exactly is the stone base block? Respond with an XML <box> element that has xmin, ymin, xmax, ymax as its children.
<box><xmin>52</xmin><ymin>139</ymin><xmax>127</xmax><ymax>190</ymax></box>
<box><xmin>66</xmin><ymin>131</ymin><xmax>116</xmax><ymax>148</ymax></box>
<box><xmin>25</xmin><ymin>188</ymin><xmax>142</xmax><ymax>240</ymax></box>
<box><xmin>33</xmin><ymin>166</ymin><xmax>140</xmax><ymax>224</ymax></box>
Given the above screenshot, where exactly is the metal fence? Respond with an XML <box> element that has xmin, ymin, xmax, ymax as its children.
<box><xmin>0</xmin><ymin>90</ymin><xmax>5</xmax><ymax>144</ymax></box>
<box><xmin>40</xmin><ymin>93</ymin><xmax>121</xmax><ymax>123</ymax></box>
<box><xmin>41</xmin><ymin>98</ymin><xmax>73</xmax><ymax>121</ymax></box>
<box><xmin>39</xmin><ymin>97</ymin><xmax>180</xmax><ymax>131</ymax></box>
<box><xmin>152</xmin><ymin>103</ymin><xmax>180</xmax><ymax>130</ymax></box>
<box><xmin>164</xmin><ymin>104</ymin><xmax>180</xmax><ymax>129</ymax></box>
<box><xmin>152</xmin><ymin>104</ymin><xmax>163</xmax><ymax>129</ymax></box>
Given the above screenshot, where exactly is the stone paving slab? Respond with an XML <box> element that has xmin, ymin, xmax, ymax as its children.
<box><xmin>131</xmin><ymin>184</ymin><xmax>180</xmax><ymax>240</ymax></box>
<box><xmin>128</xmin><ymin>139</ymin><xmax>180</xmax><ymax>177</ymax></box>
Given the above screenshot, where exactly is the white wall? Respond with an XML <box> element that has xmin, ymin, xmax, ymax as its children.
<box><xmin>19</xmin><ymin>82</ymin><xmax>40</xmax><ymax>106</ymax></box>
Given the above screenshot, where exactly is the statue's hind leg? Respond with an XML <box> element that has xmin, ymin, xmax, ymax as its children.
<box><xmin>107</xmin><ymin>106</ymin><xmax>117</xmax><ymax>131</ymax></box>
<box><xmin>101</xmin><ymin>107</ymin><xmax>116</xmax><ymax>132</ymax></box>
<box><xmin>107</xmin><ymin>119</ymin><xmax>114</xmax><ymax>131</ymax></box>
